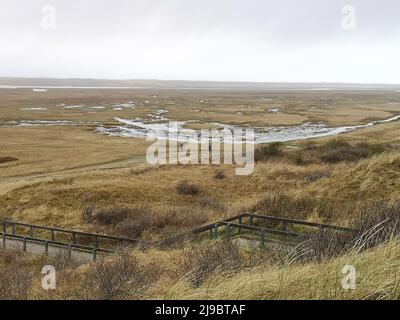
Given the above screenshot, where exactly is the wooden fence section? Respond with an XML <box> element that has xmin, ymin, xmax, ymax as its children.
<box><xmin>1</xmin><ymin>213</ymin><xmax>357</xmax><ymax>259</ymax></box>
<box><xmin>158</xmin><ymin>212</ymin><xmax>357</xmax><ymax>247</ymax></box>
<box><xmin>1</xmin><ymin>220</ymin><xmax>146</xmax><ymax>261</ymax></box>
<box><xmin>239</xmin><ymin>213</ymin><xmax>355</xmax><ymax>233</ymax></box>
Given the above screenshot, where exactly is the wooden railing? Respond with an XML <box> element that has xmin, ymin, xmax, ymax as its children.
<box><xmin>1</xmin><ymin>213</ymin><xmax>357</xmax><ymax>259</ymax></box>
<box><xmin>1</xmin><ymin>220</ymin><xmax>146</xmax><ymax>260</ymax></box>
<box><xmin>240</xmin><ymin>213</ymin><xmax>355</xmax><ymax>232</ymax></box>
<box><xmin>158</xmin><ymin>212</ymin><xmax>356</xmax><ymax>247</ymax></box>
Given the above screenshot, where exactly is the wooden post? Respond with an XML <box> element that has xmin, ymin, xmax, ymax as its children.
<box><xmin>23</xmin><ymin>237</ymin><xmax>27</xmax><ymax>251</ymax></box>
<box><xmin>51</xmin><ymin>230</ymin><xmax>55</xmax><ymax>241</ymax></box>
<box><xmin>2</xmin><ymin>222</ymin><xmax>6</xmax><ymax>249</ymax></box>
<box><xmin>68</xmin><ymin>244</ymin><xmax>72</xmax><ymax>259</ymax></box>
<box><xmin>29</xmin><ymin>226</ymin><xmax>33</xmax><ymax>238</ymax></box>
<box><xmin>226</xmin><ymin>223</ymin><xmax>231</xmax><ymax>240</ymax></box>
<box><xmin>261</xmin><ymin>231</ymin><xmax>266</xmax><ymax>248</ymax></box>
<box><xmin>209</xmin><ymin>228</ymin><xmax>213</xmax><ymax>240</ymax></box>
<box><xmin>95</xmin><ymin>235</ymin><xmax>99</xmax><ymax>248</ymax></box>
<box><xmin>72</xmin><ymin>232</ymin><xmax>76</xmax><ymax>244</ymax></box>
<box><xmin>45</xmin><ymin>241</ymin><xmax>49</xmax><ymax>255</ymax></box>
<box><xmin>93</xmin><ymin>248</ymin><xmax>97</xmax><ymax>261</ymax></box>
<box><xmin>11</xmin><ymin>223</ymin><xmax>15</xmax><ymax>235</ymax></box>
<box><xmin>238</xmin><ymin>217</ymin><xmax>243</xmax><ymax>234</ymax></box>
<box><xmin>249</xmin><ymin>217</ymin><xmax>254</xmax><ymax>235</ymax></box>
<box><xmin>214</xmin><ymin>224</ymin><xmax>218</xmax><ymax>239</ymax></box>
<box><xmin>282</xmin><ymin>222</ymin><xmax>287</xmax><ymax>232</ymax></box>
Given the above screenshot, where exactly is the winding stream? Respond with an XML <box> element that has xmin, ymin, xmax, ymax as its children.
<box><xmin>2</xmin><ymin>114</ymin><xmax>400</xmax><ymax>144</ymax></box>
<box><xmin>95</xmin><ymin>115</ymin><xmax>400</xmax><ymax>144</ymax></box>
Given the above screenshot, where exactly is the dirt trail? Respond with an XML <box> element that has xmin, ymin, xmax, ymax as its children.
<box><xmin>0</xmin><ymin>155</ymin><xmax>147</xmax><ymax>195</ymax></box>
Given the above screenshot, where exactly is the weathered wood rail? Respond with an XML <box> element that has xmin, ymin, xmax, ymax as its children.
<box><xmin>158</xmin><ymin>212</ymin><xmax>356</xmax><ymax>247</ymax></box>
<box><xmin>1</xmin><ymin>213</ymin><xmax>356</xmax><ymax>260</ymax></box>
<box><xmin>1</xmin><ymin>220</ymin><xmax>146</xmax><ymax>260</ymax></box>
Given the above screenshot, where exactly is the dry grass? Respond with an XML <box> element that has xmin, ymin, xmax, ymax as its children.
<box><xmin>78</xmin><ymin>250</ymin><xmax>161</xmax><ymax>299</ymax></box>
<box><xmin>1</xmin><ymin>187</ymin><xmax>399</xmax><ymax>300</ymax></box>
<box><xmin>0</xmin><ymin>160</ymin><xmax>327</xmax><ymax>232</ymax></box>
<box><xmin>2</xmin><ymin>88</ymin><xmax>400</xmax><ymax>299</ymax></box>
<box><xmin>165</xmin><ymin>240</ymin><xmax>400</xmax><ymax>300</ymax></box>
<box><xmin>176</xmin><ymin>180</ymin><xmax>200</xmax><ymax>196</ymax></box>
<box><xmin>3</xmin><ymin>88</ymin><xmax>399</xmax><ymax>128</ymax></box>
<box><xmin>0</xmin><ymin>125</ymin><xmax>149</xmax><ymax>178</ymax></box>
<box><xmin>81</xmin><ymin>205</ymin><xmax>210</xmax><ymax>240</ymax></box>
<box><xmin>255</xmin><ymin>138</ymin><xmax>387</xmax><ymax>165</ymax></box>
<box><xmin>2</xmin><ymin>150</ymin><xmax>400</xmax><ymax>234</ymax></box>
<box><xmin>308</xmin><ymin>151</ymin><xmax>400</xmax><ymax>201</ymax></box>
<box><xmin>1</xmin><ymin>235</ymin><xmax>400</xmax><ymax>300</ymax></box>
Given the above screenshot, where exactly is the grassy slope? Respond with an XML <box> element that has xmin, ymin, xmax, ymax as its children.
<box><xmin>1</xmin><ymin>149</ymin><xmax>400</xmax><ymax>234</ymax></box>
<box><xmin>1</xmin><ymin>238</ymin><xmax>399</xmax><ymax>300</ymax></box>
<box><xmin>0</xmin><ymin>160</ymin><xmax>333</xmax><ymax>232</ymax></box>
<box><xmin>1</xmin><ymin>144</ymin><xmax>400</xmax><ymax>299</ymax></box>
<box><xmin>163</xmin><ymin>240</ymin><xmax>400</xmax><ymax>300</ymax></box>
<box><xmin>309</xmin><ymin>152</ymin><xmax>400</xmax><ymax>201</ymax></box>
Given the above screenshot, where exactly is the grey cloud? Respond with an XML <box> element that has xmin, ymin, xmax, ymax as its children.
<box><xmin>0</xmin><ymin>0</ymin><xmax>400</xmax><ymax>82</ymax></box>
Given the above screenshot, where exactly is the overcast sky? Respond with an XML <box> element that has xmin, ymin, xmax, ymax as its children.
<box><xmin>1</xmin><ymin>0</ymin><xmax>400</xmax><ymax>83</ymax></box>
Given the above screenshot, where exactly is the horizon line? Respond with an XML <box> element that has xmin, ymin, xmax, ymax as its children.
<box><xmin>1</xmin><ymin>76</ymin><xmax>400</xmax><ymax>86</ymax></box>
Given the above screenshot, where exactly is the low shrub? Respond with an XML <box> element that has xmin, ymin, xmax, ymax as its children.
<box><xmin>213</xmin><ymin>170</ymin><xmax>226</xmax><ymax>179</ymax></box>
<box><xmin>150</xmin><ymin>207</ymin><xmax>208</xmax><ymax>230</ymax></box>
<box><xmin>319</xmin><ymin>146</ymin><xmax>369</xmax><ymax>163</ymax></box>
<box><xmin>82</xmin><ymin>205</ymin><xmax>95</xmax><ymax>222</ymax></box>
<box><xmin>356</xmin><ymin>141</ymin><xmax>386</xmax><ymax>154</ymax></box>
<box><xmin>323</xmin><ymin>138</ymin><xmax>351</xmax><ymax>149</ymax></box>
<box><xmin>175</xmin><ymin>241</ymin><xmax>242</xmax><ymax>287</ymax></box>
<box><xmin>319</xmin><ymin>139</ymin><xmax>386</xmax><ymax>163</ymax></box>
<box><xmin>299</xmin><ymin>201</ymin><xmax>400</xmax><ymax>262</ymax></box>
<box><xmin>81</xmin><ymin>251</ymin><xmax>160</xmax><ymax>299</ymax></box>
<box><xmin>176</xmin><ymin>180</ymin><xmax>200</xmax><ymax>196</ymax></box>
<box><xmin>199</xmin><ymin>197</ymin><xmax>225</xmax><ymax>211</ymax></box>
<box><xmin>89</xmin><ymin>205</ymin><xmax>208</xmax><ymax>238</ymax></box>
<box><xmin>305</xmin><ymin>171</ymin><xmax>330</xmax><ymax>182</ymax></box>
<box><xmin>115</xmin><ymin>215</ymin><xmax>153</xmax><ymax>238</ymax></box>
<box><xmin>94</xmin><ymin>207</ymin><xmax>131</xmax><ymax>225</ymax></box>
<box><xmin>291</xmin><ymin>151</ymin><xmax>307</xmax><ymax>165</ymax></box>
<box><xmin>250</xmin><ymin>193</ymin><xmax>328</xmax><ymax>220</ymax></box>
<box><xmin>254</xmin><ymin>142</ymin><xmax>283</xmax><ymax>162</ymax></box>
<box><xmin>0</xmin><ymin>249</ymin><xmax>33</xmax><ymax>300</ymax></box>
<box><xmin>0</xmin><ymin>156</ymin><xmax>18</xmax><ymax>164</ymax></box>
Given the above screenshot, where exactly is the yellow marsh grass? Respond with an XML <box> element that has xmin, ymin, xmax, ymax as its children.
<box><xmin>163</xmin><ymin>240</ymin><xmax>400</xmax><ymax>300</ymax></box>
<box><xmin>309</xmin><ymin>151</ymin><xmax>400</xmax><ymax>201</ymax></box>
<box><xmin>2</xmin><ymin>151</ymin><xmax>400</xmax><ymax>236</ymax></box>
<box><xmin>0</xmin><ymin>160</ymin><xmax>333</xmax><ymax>230</ymax></box>
<box><xmin>2</xmin><ymin>88</ymin><xmax>400</xmax><ymax>127</ymax></box>
<box><xmin>2</xmin><ymin>239</ymin><xmax>400</xmax><ymax>300</ymax></box>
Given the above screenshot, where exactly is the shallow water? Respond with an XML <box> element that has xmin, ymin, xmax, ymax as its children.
<box><xmin>20</xmin><ymin>108</ymin><xmax>47</xmax><ymax>111</ymax></box>
<box><xmin>0</xmin><ymin>120</ymin><xmax>94</xmax><ymax>128</ymax></box>
<box><xmin>95</xmin><ymin>114</ymin><xmax>400</xmax><ymax>144</ymax></box>
<box><xmin>2</xmin><ymin>113</ymin><xmax>400</xmax><ymax>144</ymax></box>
